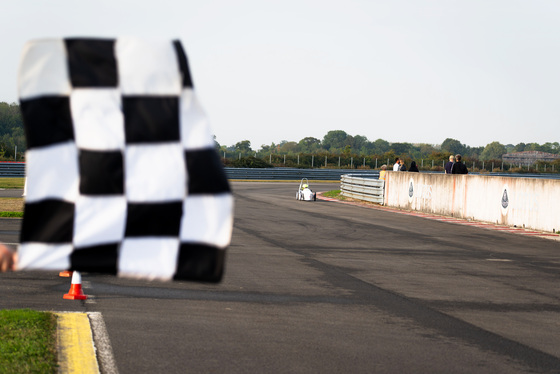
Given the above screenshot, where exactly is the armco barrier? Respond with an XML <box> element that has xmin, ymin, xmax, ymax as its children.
<box><xmin>340</xmin><ymin>174</ymin><xmax>385</xmax><ymax>204</ymax></box>
<box><xmin>0</xmin><ymin>164</ymin><xmax>377</xmax><ymax>180</ymax></box>
<box><xmin>225</xmin><ymin>168</ymin><xmax>379</xmax><ymax>181</ymax></box>
<box><xmin>0</xmin><ymin>163</ymin><xmax>25</xmax><ymax>177</ymax></box>
<box><xmin>225</xmin><ymin>168</ymin><xmax>560</xmax><ymax>180</ymax></box>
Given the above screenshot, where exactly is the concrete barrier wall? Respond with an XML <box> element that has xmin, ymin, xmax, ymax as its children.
<box><xmin>384</xmin><ymin>171</ymin><xmax>560</xmax><ymax>233</ymax></box>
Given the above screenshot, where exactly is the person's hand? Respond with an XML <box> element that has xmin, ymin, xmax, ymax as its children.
<box><xmin>0</xmin><ymin>245</ymin><xmax>16</xmax><ymax>272</ymax></box>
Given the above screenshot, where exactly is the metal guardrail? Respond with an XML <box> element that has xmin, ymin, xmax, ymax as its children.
<box><xmin>0</xmin><ymin>163</ymin><xmax>25</xmax><ymax>177</ymax></box>
<box><xmin>0</xmin><ymin>164</ymin><xmax>378</xmax><ymax>180</ymax></box>
<box><xmin>224</xmin><ymin>168</ymin><xmax>560</xmax><ymax>181</ymax></box>
<box><xmin>340</xmin><ymin>174</ymin><xmax>385</xmax><ymax>204</ymax></box>
<box><xmin>3</xmin><ymin>162</ymin><xmax>559</xmax><ymax>181</ymax></box>
<box><xmin>225</xmin><ymin>167</ymin><xmax>379</xmax><ymax>181</ymax></box>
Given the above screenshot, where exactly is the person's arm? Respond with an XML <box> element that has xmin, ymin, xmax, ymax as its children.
<box><xmin>0</xmin><ymin>245</ymin><xmax>16</xmax><ymax>272</ymax></box>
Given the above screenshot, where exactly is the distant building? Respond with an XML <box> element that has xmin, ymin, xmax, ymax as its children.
<box><xmin>502</xmin><ymin>151</ymin><xmax>560</xmax><ymax>166</ymax></box>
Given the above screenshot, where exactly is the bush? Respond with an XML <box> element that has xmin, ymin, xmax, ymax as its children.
<box><xmin>230</xmin><ymin>156</ymin><xmax>273</xmax><ymax>168</ymax></box>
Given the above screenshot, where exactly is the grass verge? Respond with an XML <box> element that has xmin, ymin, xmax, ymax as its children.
<box><xmin>0</xmin><ymin>178</ymin><xmax>25</xmax><ymax>189</ymax></box>
<box><xmin>0</xmin><ymin>309</ymin><xmax>58</xmax><ymax>373</ymax></box>
<box><xmin>0</xmin><ymin>197</ymin><xmax>24</xmax><ymax>212</ymax></box>
<box><xmin>322</xmin><ymin>190</ymin><xmax>347</xmax><ymax>200</ymax></box>
<box><xmin>322</xmin><ymin>189</ymin><xmax>382</xmax><ymax>206</ymax></box>
<box><xmin>0</xmin><ymin>211</ymin><xmax>23</xmax><ymax>217</ymax></box>
<box><xmin>0</xmin><ymin>179</ymin><xmax>25</xmax><ymax>217</ymax></box>
<box><xmin>0</xmin><ymin>197</ymin><xmax>24</xmax><ymax>217</ymax></box>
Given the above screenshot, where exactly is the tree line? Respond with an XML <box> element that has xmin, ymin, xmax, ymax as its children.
<box><xmin>217</xmin><ymin>130</ymin><xmax>560</xmax><ymax>170</ymax></box>
<box><xmin>1</xmin><ymin>102</ymin><xmax>558</xmax><ymax>170</ymax></box>
<box><xmin>0</xmin><ymin>102</ymin><xmax>25</xmax><ymax>160</ymax></box>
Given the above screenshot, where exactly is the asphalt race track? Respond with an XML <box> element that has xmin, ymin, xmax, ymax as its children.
<box><xmin>1</xmin><ymin>182</ymin><xmax>560</xmax><ymax>373</ymax></box>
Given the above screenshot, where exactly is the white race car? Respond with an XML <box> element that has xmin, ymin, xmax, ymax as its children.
<box><xmin>296</xmin><ymin>178</ymin><xmax>317</xmax><ymax>201</ymax></box>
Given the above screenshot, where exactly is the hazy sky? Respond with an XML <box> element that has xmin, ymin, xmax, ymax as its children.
<box><xmin>3</xmin><ymin>1</ymin><xmax>560</xmax><ymax>149</ymax></box>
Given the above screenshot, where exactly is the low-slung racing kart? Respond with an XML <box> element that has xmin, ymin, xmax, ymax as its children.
<box><xmin>296</xmin><ymin>178</ymin><xmax>317</xmax><ymax>201</ymax></box>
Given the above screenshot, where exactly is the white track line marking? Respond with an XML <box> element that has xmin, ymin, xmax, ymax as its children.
<box><xmin>88</xmin><ymin>312</ymin><xmax>119</xmax><ymax>374</ymax></box>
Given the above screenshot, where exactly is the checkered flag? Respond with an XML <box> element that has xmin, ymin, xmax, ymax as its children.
<box><xmin>17</xmin><ymin>38</ymin><xmax>233</xmax><ymax>282</ymax></box>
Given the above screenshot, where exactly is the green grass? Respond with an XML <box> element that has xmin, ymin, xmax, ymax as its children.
<box><xmin>0</xmin><ymin>178</ymin><xmax>25</xmax><ymax>189</ymax></box>
<box><xmin>322</xmin><ymin>190</ymin><xmax>345</xmax><ymax>199</ymax></box>
<box><xmin>0</xmin><ymin>211</ymin><xmax>23</xmax><ymax>217</ymax></box>
<box><xmin>0</xmin><ymin>197</ymin><xmax>24</xmax><ymax>217</ymax></box>
<box><xmin>0</xmin><ymin>309</ymin><xmax>58</xmax><ymax>373</ymax></box>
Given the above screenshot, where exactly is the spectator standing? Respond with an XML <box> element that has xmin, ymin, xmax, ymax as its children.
<box><xmin>399</xmin><ymin>159</ymin><xmax>407</xmax><ymax>171</ymax></box>
<box><xmin>393</xmin><ymin>158</ymin><xmax>400</xmax><ymax>171</ymax></box>
<box><xmin>444</xmin><ymin>155</ymin><xmax>455</xmax><ymax>174</ymax></box>
<box><xmin>451</xmin><ymin>154</ymin><xmax>468</xmax><ymax>174</ymax></box>
<box><xmin>379</xmin><ymin>165</ymin><xmax>387</xmax><ymax>180</ymax></box>
<box><xmin>408</xmin><ymin>161</ymin><xmax>419</xmax><ymax>172</ymax></box>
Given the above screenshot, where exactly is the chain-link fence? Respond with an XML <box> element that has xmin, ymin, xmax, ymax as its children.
<box><xmin>220</xmin><ymin>152</ymin><xmax>559</xmax><ymax>173</ymax></box>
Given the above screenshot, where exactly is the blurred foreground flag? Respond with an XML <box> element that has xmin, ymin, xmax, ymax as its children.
<box><xmin>17</xmin><ymin>38</ymin><xmax>233</xmax><ymax>282</ymax></box>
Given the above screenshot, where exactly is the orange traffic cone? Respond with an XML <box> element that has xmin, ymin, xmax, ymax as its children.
<box><xmin>63</xmin><ymin>271</ymin><xmax>87</xmax><ymax>300</ymax></box>
<box><xmin>59</xmin><ymin>270</ymin><xmax>72</xmax><ymax>277</ymax></box>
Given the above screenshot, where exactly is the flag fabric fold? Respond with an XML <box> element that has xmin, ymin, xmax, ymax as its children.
<box><xmin>17</xmin><ymin>37</ymin><xmax>233</xmax><ymax>282</ymax></box>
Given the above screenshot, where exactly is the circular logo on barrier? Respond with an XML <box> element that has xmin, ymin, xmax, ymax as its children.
<box><xmin>408</xmin><ymin>178</ymin><xmax>414</xmax><ymax>203</ymax></box>
<box><xmin>501</xmin><ymin>184</ymin><xmax>509</xmax><ymax>215</ymax></box>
